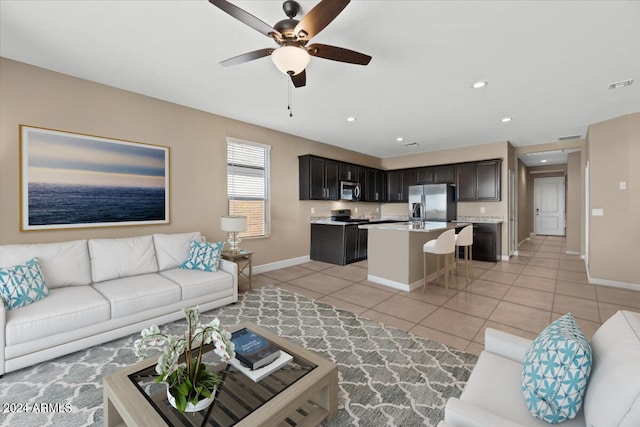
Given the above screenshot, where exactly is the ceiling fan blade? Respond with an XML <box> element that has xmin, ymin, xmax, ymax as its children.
<box><xmin>291</xmin><ymin>69</ymin><xmax>306</xmax><ymax>88</ymax></box>
<box><xmin>220</xmin><ymin>48</ymin><xmax>274</xmax><ymax>67</ymax></box>
<box><xmin>308</xmin><ymin>43</ymin><xmax>371</xmax><ymax>65</ymax></box>
<box><xmin>209</xmin><ymin>0</ymin><xmax>281</xmax><ymax>39</ymax></box>
<box><xmin>294</xmin><ymin>0</ymin><xmax>350</xmax><ymax>41</ymax></box>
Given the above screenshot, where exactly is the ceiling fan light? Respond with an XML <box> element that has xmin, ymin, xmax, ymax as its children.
<box><xmin>271</xmin><ymin>45</ymin><xmax>310</xmax><ymax>76</ymax></box>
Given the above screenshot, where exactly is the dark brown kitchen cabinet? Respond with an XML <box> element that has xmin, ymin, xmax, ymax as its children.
<box><xmin>434</xmin><ymin>165</ymin><xmax>455</xmax><ymax>184</ymax></box>
<box><xmin>339</xmin><ymin>163</ymin><xmax>358</xmax><ymax>181</ymax></box>
<box><xmin>311</xmin><ymin>224</ymin><xmax>367</xmax><ymax>265</ymax></box>
<box><xmin>472</xmin><ymin>222</ymin><xmax>502</xmax><ymax>262</ymax></box>
<box><xmin>455</xmin><ymin>159</ymin><xmax>501</xmax><ymax>201</ymax></box>
<box><xmin>476</xmin><ymin>160</ymin><xmax>501</xmax><ymax>200</ymax></box>
<box><xmin>365</xmin><ymin>168</ymin><xmax>385</xmax><ymax>202</ymax></box>
<box><xmin>418</xmin><ymin>164</ymin><xmax>455</xmax><ymax>184</ymax></box>
<box><xmin>299</xmin><ymin>155</ymin><xmax>339</xmax><ymax>200</ymax></box>
<box><xmin>385</xmin><ymin>169</ymin><xmax>417</xmax><ymax>202</ymax></box>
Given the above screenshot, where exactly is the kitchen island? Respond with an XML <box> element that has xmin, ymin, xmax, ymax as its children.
<box><xmin>359</xmin><ymin>222</ymin><xmax>470</xmax><ymax>291</ymax></box>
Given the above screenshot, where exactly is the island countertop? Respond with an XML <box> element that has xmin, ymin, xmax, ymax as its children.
<box><xmin>359</xmin><ymin>221</ymin><xmax>470</xmax><ymax>233</ymax></box>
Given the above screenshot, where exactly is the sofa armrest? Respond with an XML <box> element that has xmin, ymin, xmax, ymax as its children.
<box><xmin>0</xmin><ymin>304</ymin><xmax>5</xmax><ymax>375</ymax></box>
<box><xmin>444</xmin><ymin>397</ymin><xmax>525</xmax><ymax>427</ymax></box>
<box><xmin>218</xmin><ymin>258</ymin><xmax>238</xmax><ymax>289</ymax></box>
<box><xmin>484</xmin><ymin>328</ymin><xmax>532</xmax><ymax>363</ymax></box>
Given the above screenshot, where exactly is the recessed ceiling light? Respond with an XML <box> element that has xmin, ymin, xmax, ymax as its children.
<box><xmin>501</xmin><ymin>117</ymin><xmax>512</xmax><ymax>123</ymax></box>
<box><xmin>346</xmin><ymin>116</ymin><xmax>356</xmax><ymax>122</ymax></box>
<box><xmin>396</xmin><ymin>137</ymin><xmax>404</xmax><ymax>142</ymax></box>
<box><xmin>472</xmin><ymin>81</ymin><xmax>488</xmax><ymax>89</ymax></box>
<box><xmin>540</xmin><ymin>159</ymin><xmax>548</xmax><ymax>163</ymax></box>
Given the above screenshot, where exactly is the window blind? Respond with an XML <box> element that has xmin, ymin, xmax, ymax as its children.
<box><xmin>227</xmin><ymin>139</ymin><xmax>270</xmax><ymax>238</ymax></box>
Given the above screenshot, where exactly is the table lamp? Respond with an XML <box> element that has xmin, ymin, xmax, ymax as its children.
<box><xmin>221</xmin><ymin>215</ymin><xmax>247</xmax><ymax>253</ymax></box>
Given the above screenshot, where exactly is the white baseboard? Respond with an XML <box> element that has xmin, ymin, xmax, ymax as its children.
<box><xmin>366</xmin><ymin>274</ymin><xmax>420</xmax><ymax>292</ymax></box>
<box><xmin>587</xmin><ymin>276</ymin><xmax>640</xmax><ymax>292</ymax></box>
<box><xmin>253</xmin><ymin>255</ymin><xmax>310</xmax><ymax>275</ymax></box>
<box><xmin>501</xmin><ymin>255</ymin><xmax>510</xmax><ymax>261</ymax></box>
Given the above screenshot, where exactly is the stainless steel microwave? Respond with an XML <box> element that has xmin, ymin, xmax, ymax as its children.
<box><xmin>340</xmin><ymin>181</ymin><xmax>361</xmax><ymax>201</ymax></box>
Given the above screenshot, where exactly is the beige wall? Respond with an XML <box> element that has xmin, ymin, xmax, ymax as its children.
<box><xmin>0</xmin><ymin>58</ymin><xmax>381</xmax><ymax>267</ymax></box>
<box><xmin>587</xmin><ymin>113</ymin><xmax>640</xmax><ymax>285</ymax></box>
<box><xmin>380</xmin><ymin>141</ymin><xmax>511</xmax><ymax>259</ymax></box>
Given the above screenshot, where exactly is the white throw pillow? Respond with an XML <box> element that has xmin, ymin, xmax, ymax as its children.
<box><xmin>152</xmin><ymin>232</ymin><xmax>202</xmax><ymax>271</ymax></box>
<box><xmin>88</xmin><ymin>235</ymin><xmax>158</xmax><ymax>283</ymax></box>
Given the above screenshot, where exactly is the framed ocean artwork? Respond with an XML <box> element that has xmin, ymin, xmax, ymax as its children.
<box><xmin>19</xmin><ymin>125</ymin><xmax>170</xmax><ymax>231</ymax></box>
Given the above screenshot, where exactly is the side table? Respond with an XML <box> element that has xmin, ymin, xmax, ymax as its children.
<box><xmin>221</xmin><ymin>249</ymin><xmax>253</xmax><ymax>290</ymax></box>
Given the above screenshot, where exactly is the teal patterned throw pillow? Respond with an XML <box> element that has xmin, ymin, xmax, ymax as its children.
<box><xmin>521</xmin><ymin>313</ymin><xmax>592</xmax><ymax>424</ymax></box>
<box><xmin>0</xmin><ymin>257</ymin><xmax>50</xmax><ymax>310</ymax></box>
<box><xmin>180</xmin><ymin>241</ymin><xmax>224</xmax><ymax>272</ymax></box>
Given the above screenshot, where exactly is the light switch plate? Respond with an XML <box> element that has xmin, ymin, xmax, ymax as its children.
<box><xmin>592</xmin><ymin>208</ymin><xmax>604</xmax><ymax>217</ymax></box>
<box><xmin>620</xmin><ymin>181</ymin><xmax>627</xmax><ymax>190</ymax></box>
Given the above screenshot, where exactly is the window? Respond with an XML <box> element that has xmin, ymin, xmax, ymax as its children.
<box><xmin>227</xmin><ymin>138</ymin><xmax>270</xmax><ymax>238</ymax></box>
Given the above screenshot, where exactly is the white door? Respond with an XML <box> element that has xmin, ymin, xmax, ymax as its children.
<box><xmin>534</xmin><ymin>177</ymin><xmax>565</xmax><ymax>236</ymax></box>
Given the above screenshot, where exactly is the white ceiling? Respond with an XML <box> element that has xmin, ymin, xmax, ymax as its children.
<box><xmin>1</xmin><ymin>1</ymin><xmax>639</xmax><ymax>159</ymax></box>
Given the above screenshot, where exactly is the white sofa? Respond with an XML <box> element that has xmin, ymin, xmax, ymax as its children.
<box><xmin>0</xmin><ymin>231</ymin><xmax>238</xmax><ymax>375</ymax></box>
<box><xmin>444</xmin><ymin>310</ymin><xmax>640</xmax><ymax>426</ymax></box>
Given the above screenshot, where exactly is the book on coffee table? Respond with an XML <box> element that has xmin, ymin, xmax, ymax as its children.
<box><xmin>231</xmin><ymin>328</ymin><xmax>282</xmax><ymax>370</ymax></box>
<box><xmin>229</xmin><ymin>350</ymin><xmax>294</xmax><ymax>382</ymax></box>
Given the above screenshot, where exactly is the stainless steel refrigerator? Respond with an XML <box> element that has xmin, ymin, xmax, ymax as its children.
<box><xmin>408</xmin><ymin>183</ymin><xmax>457</xmax><ymax>222</ymax></box>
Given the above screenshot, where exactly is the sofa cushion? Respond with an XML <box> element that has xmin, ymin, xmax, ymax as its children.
<box><xmin>0</xmin><ymin>257</ymin><xmax>50</xmax><ymax>310</ymax></box>
<box><xmin>89</xmin><ymin>235</ymin><xmax>158</xmax><ymax>283</ymax></box>
<box><xmin>0</xmin><ymin>239</ymin><xmax>91</xmax><ymax>288</ymax></box>
<box><xmin>92</xmin><ymin>273</ymin><xmax>180</xmax><ymax>318</ymax></box>
<box><xmin>521</xmin><ymin>313</ymin><xmax>591</xmax><ymax>424</ymax></box>
<box><xmin>5</xmin><ymin>286</ymin><xmax>110</xmax><ymax>346</ymax></box>
<box><xmin>153</xmin><ymin>231</ymin><xmax>202</xmax><ymax>271</ymax></box>
<box><xmin>180</xmin><ymin>241</ymin><xmax>224</xmax><ymax>272</ymax></box>
<box><xmin>160</xmin><ymin>268</ymin><xmax>234</xmax><ymax>300</ymax></box>
<box><xmin>583</xmin><ymin>310</ymin><xmax>640</xmax><ymax>427</ymax></box>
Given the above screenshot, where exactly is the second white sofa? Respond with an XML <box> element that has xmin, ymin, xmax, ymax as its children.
<box><xmin>0</xmin><ymin>231</ymin><xmax>238</xmax><ymax>375</ymax></box>
<box><xmin>444</xmin><ymin>310</ymin><xmax>640</xmax><ymax>426</ymax></box>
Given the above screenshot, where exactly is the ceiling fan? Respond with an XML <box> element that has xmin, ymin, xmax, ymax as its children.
<box><xmin>209</xmin><ymin>0</ymin><xmax>372</xmax><ymax>88</ymax></box>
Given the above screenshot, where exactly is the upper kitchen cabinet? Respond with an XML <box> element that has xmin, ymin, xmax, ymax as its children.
<box><xmin>339</xmin><ymin>163</ymin><xmax>358</xmax><ymax>182</ymax></box>
<box><xmin>455</xmin><ymin>159</ymin><xmax>502</xmax><ymax>201</ymax></box>
<box><xmin>365</xmin><ymin>168</ymin><xmax>385</xmax><ymax>202</ymax></box>
<box><xmin>299</xmin><ymin>155</ymin><xmax>339</xmax><ymax>200</ymax></box>
<box><xmin>385</xmin><ymin>168</ymin><xmax>418</xmax><ymax>202</ymax></box>
<box><xmin>418</xmin><ymin>164</ymin><xmax>456</xmax><ymax>184</ymax></box>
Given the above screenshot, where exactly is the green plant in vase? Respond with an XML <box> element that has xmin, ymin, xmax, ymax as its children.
<box><xmin>134</xmin><ymin>306</ymin><xmax>235</xmax><ymax>413</ymax></box>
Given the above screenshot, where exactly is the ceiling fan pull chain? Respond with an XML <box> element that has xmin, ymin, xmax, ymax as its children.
<box><xmin>288</xmin><ymin>77</ymin><xmax>294</xmax><ymax>117</ymax></box>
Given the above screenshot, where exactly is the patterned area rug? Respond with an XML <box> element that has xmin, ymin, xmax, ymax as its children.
<box><xmin>0</xmin><ymin>286</ymin><xmax>477</xmax><ymax>426</ymax></box>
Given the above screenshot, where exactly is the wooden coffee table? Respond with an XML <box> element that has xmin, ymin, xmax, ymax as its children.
<box><xmin>103</xmin><ymin>322</ymin><xmax>338</xmax><ymax>427</ymax></box>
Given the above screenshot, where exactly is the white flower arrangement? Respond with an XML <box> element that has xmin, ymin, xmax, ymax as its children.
<box><xmin>134</xmin><ymin>306</ymin><xmax>235</xmax><ymax>413</ymax></box>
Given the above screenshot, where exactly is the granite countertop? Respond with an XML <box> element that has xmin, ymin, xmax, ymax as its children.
<box><xmin>453</xmin><ymin>216</ymin><xmax>504</xmax><ymax>224</ymax></box>
<box><xmin>359</xmin><ymin>221</ymin><xmax>471</xmax><ymax>233</ymax></box>
<box><xmin>310</xmin><ymin>217</ymin><xmax>408</xmax><ymax>226</ymax></box>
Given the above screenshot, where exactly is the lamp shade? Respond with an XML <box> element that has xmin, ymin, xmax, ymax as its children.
<box><xmin>271</xmin><ymin>45</ymin><xmax>310</xmax><ymax>76</ymax></box>
<box><xmin>221</xmin><ymin>215</ymin><xmax>248</xmax><ymax>232</ymax></box>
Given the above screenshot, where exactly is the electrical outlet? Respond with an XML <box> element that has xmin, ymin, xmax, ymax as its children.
<box><xmin>480</xmin><ymin>207</ymin><xmax>486</xmax><ymax>214</ymax></box>
<box><xmin>354</xmin><ymin>207</ymin><xmax>358</xmax><ymax>213</ymax></box>
<box><xmin>376</xmin><ymin>207</ymin><xmax>379</xmax><ymax>212</ymax></box>
<box><xmin>311</xmin><ymin>207</ymin><xmax>315</xmax><ymax>214</ymax></box>
<box><xmin>620</xmin><ymin>181</ymin><xmax>627</xmax><ymax>190</ymax></box>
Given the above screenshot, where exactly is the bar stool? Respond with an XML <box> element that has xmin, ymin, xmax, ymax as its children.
<box><xmin>455</xmin><ymin>225</ymin><xmax>474</xmax><ymax>283</ymax></box>
<box><xmin>423</xmin><ymin>229</ymin><xmax>456</xmax><ymax>292</ymax></box>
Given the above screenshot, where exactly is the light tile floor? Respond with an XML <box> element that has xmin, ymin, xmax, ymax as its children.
<box><xmin>240</xmin><ymin>235</ymin><xmax>640</xmax><ymax>356</ymax></box>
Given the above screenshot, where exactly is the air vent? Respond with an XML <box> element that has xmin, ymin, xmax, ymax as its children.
<box><xmin>403</xmin><ymin>142</ymin><xmax>419</xmax><ymax>147</ymax></box>
<box><xmin>558</xmin><ymin>135</ymin><xmax>582</xmax><ymax>141</ymax></box>
<box><xmin>608</xmin><ymin>79</ymin><xmax>634</xmax><ymax>90</ymax></box>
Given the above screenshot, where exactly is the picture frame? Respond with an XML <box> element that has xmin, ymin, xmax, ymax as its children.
<box><xmin>19</xmin><ymin>125</ymin><xmax>170</xmax><ymax>231</ymax></box>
